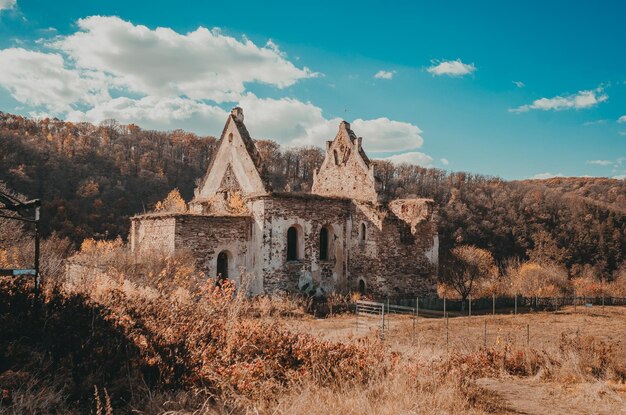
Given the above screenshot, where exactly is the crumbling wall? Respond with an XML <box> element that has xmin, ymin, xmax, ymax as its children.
<box><xmin>348</xmin><ymin>201</ymin><xmax>437</xmax><ymax>297</ymax></box>
<box><xmin>251</xmin><ymin>194</ymin><xmax>351</xmax><ymax>295</ymax></box>
<box><xmin>173</xmin><ymin>215</ymin><xmax>253</xmax><ymax>287</ymax></box>
<box><xmin>312</xmin><ymin>121</ymin><xmax>378</xmax><ymax>202</ymax></box>
<box><xmin>130</xmin><ymin>215</ymin><xmax>176</xmax><ymax>254</ymax></box>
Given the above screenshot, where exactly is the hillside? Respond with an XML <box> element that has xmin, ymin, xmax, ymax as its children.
<box><xmin>1</xmin><ymin>112</ymin><xmax>624</xmax><ymax>276</ymax></box>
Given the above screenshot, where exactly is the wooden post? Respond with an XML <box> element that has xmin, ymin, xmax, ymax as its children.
<box><xmin>526</xmin><ymin>324</ymin><xmax>530</xmax><ymax>347</ymax></box>
<box><xmin>484</xmin><ymin>320</ymin><xmax>487</xmax><ymax>348</ymax></box>
<box><xmin>514</xmin><ymin>294</ymin><xmax>518</xmax><ymax>315</ymax></box>
<box><xmin>380</xmin><ymin>303</ymin><xmax>385</xmax><ymax>340</ymax></box>
<box><xmin>443</xmin><ymin>296</ymin><xmax>446</xmax><ymax>319</ymax></box>
<box><xmin>492</xmin><ymin>294</ymin><xmax>496</xmax><ymax>317</ymax></box>
<box><xmin>469</xmin><ymin>295</ymin><xmax>472</xmax><ymax>317</ymax></box>
<box><xmin>34</xmin><ymin>206</ymin><xmax>40</xmax><ymax>301</ymax></box>
<box><xmin>446</xmin><ymin>312</ymin><xmax>449</xmax><ymax>351</ymax></box>
<box><xmin>356</xmin><ymin>302</ymin><xmax>359</xmax><ymax>333</ymax></box>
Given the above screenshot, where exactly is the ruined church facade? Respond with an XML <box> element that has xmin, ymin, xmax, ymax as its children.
<box><xmin>130</xmin><ymin>108</ymin><xmax>438</xmax><ymax>297</ymax></box>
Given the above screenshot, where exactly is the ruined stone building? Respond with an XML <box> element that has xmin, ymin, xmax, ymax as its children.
<box><xmin>130</xmin><ymin>108</ymin><xmax>438</xmax><ymax>297</ymax></box>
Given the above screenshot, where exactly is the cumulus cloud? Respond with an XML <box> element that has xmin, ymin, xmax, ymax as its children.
<box><xmin>237</xmin><ymin>94</ymin><xmax>425</xmax><ymax>153</ymax></box>
<box><xmin>440</xmin><ymin>158</ymin><xmax>450</xmax><ymax>165</ymax></box>
<box><xmin>0</xmin><ymin>15</ymin><xmax>429</xmax><ymax>157</ymax></box>
<box><xmin>67</xmin><ymin>96</ymin><xmax>228</xmax><ymax>134</ymax></box>
<box><xmin>374</xmin><ymin>70</ymin><xmax>395</xmax><ymax>80</ymax></box>
<box><xmin>382</xmin><ymin>152</ymin><xmax>434</xmax><ymax>167</ymax></box>
<box><xmin>512</xmin><ymin>80</ymin><xmax>525</xmax><ymax>88</ymax></box>
<box><xmin>352</xmin><ymin>118</ymin><xmax>424</xmax><ymax>152</ymax></box>
<box><xmin>0</xmin><ymin>0</ymin><xmax>16</xmax><ymax>12</ymax></box>
<box><xmin>613</xmin><ymin>174</ymin><xmax>626</xmax><ymax>180</ymax></box>
<box><xmin>0</xmin><ymin>48</ymin><xmax>107</xmax><ymax>112</ymax></box>
<box><xmin>50</xmin><ymin>16</ymin><xmax>316</xmax><ymax>102</ymax></box>
<box><xmin>618</xmin><ymin>115</ymin><xmax>626</xmax><ymax>124</ymax></box>
<box><xmin>530</xmin><ymin>172</ymin><xmax>564</xmax><ymax>180</ymax></box>
<box><xmin>510</xmin><ymin>87</ymin><xmax>608</xmax><ymax>113</ymax></box>
<box><xmin>427</xmin><ymin>59</ymin><xmax>476</xmax><ymax>77</ymax></box>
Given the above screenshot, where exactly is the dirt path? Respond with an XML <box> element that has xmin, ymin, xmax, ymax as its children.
<box><xmin>477</xmin><ymin>378</ymin><xmax>626</xmax><ymax>415</ymax></box>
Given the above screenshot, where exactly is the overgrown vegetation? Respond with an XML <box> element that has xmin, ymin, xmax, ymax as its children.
<box><xmin>1</xmin><ymin>235</ymin><xmax>625</xmax><ymax>413</ymax></box>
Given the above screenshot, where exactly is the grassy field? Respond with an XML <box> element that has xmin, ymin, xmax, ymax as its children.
<box><xmin>2</xmin><ymin>269</ymin><xmax>624</xmax><ymax>414</ymax></box>
<box><xmin>281</xmin><ymin>306</ymin><xmax>626</xmax><ymax>415</ymax></box>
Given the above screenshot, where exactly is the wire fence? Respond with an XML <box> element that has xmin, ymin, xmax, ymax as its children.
<box><xmin>355</xmin><ymin>296</ymin><xmax>626</xmax><ymax>342</ymax></box>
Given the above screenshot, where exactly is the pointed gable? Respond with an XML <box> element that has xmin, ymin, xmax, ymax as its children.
<box><xmin>312</xmin><ymin>121</ymin><xmax>378</xmax><ymax>202</ymax></box>
<box><xmin>192</xmin><ymin>108</ymin><xmax>269</xmax><ymax>208</ymax></box>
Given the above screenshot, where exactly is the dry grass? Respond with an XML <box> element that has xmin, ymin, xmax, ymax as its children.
<box><xmin>1</xmin><ymin>242</ymin><xmax>625</xmax><ymax>414</ymax></box>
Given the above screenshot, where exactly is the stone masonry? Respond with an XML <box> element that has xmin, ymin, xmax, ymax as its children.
<box><xmin>130</xmin><ymin>107</ymin><xmax>438</xmax><ymax>297</ymax></box>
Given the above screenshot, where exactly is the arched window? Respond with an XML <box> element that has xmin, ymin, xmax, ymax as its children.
<box><xmin>361</xmin><ymin>223</ymin><xmax>367</xmax><ymax>241</ymax></box>
<box><xmin>287</xmin><ymin>226</ymin><xmax>299</xmax><ymax>261</ymax></box>
<box><xmin>217</xmin><ymin>251</ymin><xmax>229</xmax><ymax>279</ymax></box>
<box><xmin>358</xmin><ymin>279</ymin><xmax>366</xmax><ymax>294</ymax></box>
<box><xmin>319</xmin><ymin>227</ymin><xmax>329</xmax><ymax>260</ymax></box>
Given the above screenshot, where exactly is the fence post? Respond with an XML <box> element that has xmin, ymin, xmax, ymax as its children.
<box><xmin>444</xmin><ymin>296</ymin><xmax>446</xmax><ymax>319</ymax></box>
<box><xmin>526</xmin><ymin>323</ymin><xmax>530</xmax><ymax>347</ymax></box>
<box><xmin>446</xmin><ymin>312</ymin><xmax>449</xmax><ymax>352</ymax></box>
<box><xmin>417</xmin><ymin>297</ymin><xmax>419</xmax><ymax>321</ymax></box>
<box><xmin>355</xmin><ymin>302</ymin><xmax>359</xmax><ymax>333</ymax></box>
<box><xmin>380</xmin><ymin>303</ymin><xmax>385</xmax><ymax>341</ymax></box>
<box><xmin>484</xmin><ymin>320</ymin><xmax>487</xmax><ymax>348</ymax></box>
<box><xmin>492</xmin><ymin>294</ymin><xmax>496</xmax><ymax>317</ymax></box>
<box><xmin>469</xmin><ymin>295</ymin><xmax>472</xmax><ymax>317</ymax></box>
<box><xmin>574</xmin><ymin>290</ymin><xmax>577</xmax><ymax>313</ymax></box>
<box><xmin>514</xmin><ymin>294</ymin><xmax>517</xmax><ymax>315</ymax></box>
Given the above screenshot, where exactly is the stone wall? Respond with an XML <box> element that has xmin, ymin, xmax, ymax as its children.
<box><xmin>173</xmin><ymin>214</ymin><xmax>253</xmax><ymax>286</ymax></box>
<box><xmin>250</xmin><ymin>194</ymin><xmax>351</xmax><ymax>295</ymax></box>
<box><xmin>347</xmin><ymin>200</ymin><xmax>437</xmax><ymax>298</ymax></box>
<box><xmin>130</xmin><ymin>215</ymin><xmax>176</xmax><ymax>254</ymax></box>
<box><xmin>312</xmin><ymin>122</ymin><xmax>378</xmax><ymax>202</ymax></box>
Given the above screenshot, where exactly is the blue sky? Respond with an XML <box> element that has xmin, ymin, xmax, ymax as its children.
<box><xmin>0</xmin><ymin>0</ymin><xmax>625</xmax><ymax>179</ymax></box>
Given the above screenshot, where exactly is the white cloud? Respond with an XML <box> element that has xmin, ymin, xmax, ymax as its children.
<box><xmin>618</xmin><ymin>115</ymin><xmax>626</xmax><ymax>124</ymax></box>
<box><xmin>0</xmin><ymin>48</ymin><xmax>107</xmax><ymax>112</ymax></box>
<box><xmin>427</xmin><ymin>59</ymin><xmax>476</xmax><ymax>77</ymax></box>
<box><xmin>67</xmin><ymin>96</ymin><xmax>228</xmax><ymax>134</ymax></box>
<box><xmin>382</xmin><ymin>152</ymin><xmax>434</xmax><ymax>167</ymax></box>
<box><xmin>0</xmin><ymin>15</ymin><xmax>429</xmax><ymax>157</ymax></box>
<box><xmin>583</xmin><ymin>119</ymin><xmax>607</xmax><ymax>126</ymax></box>
<box><xmin>513</xmin><ymin>80</ymin><xmax>525</xmax><ymax>88</ymax></box>
<box><xmin>237</xmin><ymin>94</ymin><xmax>425</xmax><ymax>153</ymax></box>
<box><xmin>510</xmin><ymin>87</ymin><xmax>608</xmax><ymax>113</ymax></box>
<box><xmin>50</xmin><ymin>16</ymin><xmax>316</xmax><ymax>102</ymax></box>
<box><xmin>613</xmin><ymin>174</ymin><xmax>626</xmax><ymax>180</ymax></box>
<box><xmin>374</xmin><ymin>70</ymin><xmax>395</xmax><ymax>80</ymax></box>
<box><xmin>529</xmin><ymin>172</ymin><xmax>564</xmax><ymax>180</ymax></box>
<box><xmin>352</xmin><ymin>118</ymin><xmax>424</xmax><ymax>152</ymax></box>
<box><xmin>440</xmin><ymin>158</ymin><xmax>450</xmax><ymax>165</ymax></box>
<box><xmin>586</xmin><ymin>160</ymin><xmax>613</xmax><ymax>166</ymax></box>
<box><xmin>0</xmin><ymin>0</ymin><xmax>16</xmax><ymax>12</ymax></box>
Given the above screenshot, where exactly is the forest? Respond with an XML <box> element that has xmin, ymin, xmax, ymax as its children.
<box><xmin>1</xmin><ymin>111</ymin><xmax>625</xmax><ymax>278</ymax></box>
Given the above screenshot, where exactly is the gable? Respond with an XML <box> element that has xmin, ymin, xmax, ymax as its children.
<box><xmin>193</xmin><ymin>108</ymin><xmax>269</xmax><ymax>203</ymax></box>
<box><xmin>312</xmin><ymin>121</ymin><xmax>378</xmax><ymax>202</ymax></box>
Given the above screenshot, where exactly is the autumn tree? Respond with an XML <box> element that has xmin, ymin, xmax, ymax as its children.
<box><xmin>439</xmin><ymin>245</ymin><xmax>497</xmax><ymax>303</ymax></box>
<box><xmin>154</xmin><ymin>189</ymin><xmax>187</xmax><ymax>213</ymax></box>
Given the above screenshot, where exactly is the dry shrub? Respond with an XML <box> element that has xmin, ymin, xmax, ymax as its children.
<box><xmin>509</xmin><ymin>261</ymin><xmax>571</xmax><ymax>297</ymax></box>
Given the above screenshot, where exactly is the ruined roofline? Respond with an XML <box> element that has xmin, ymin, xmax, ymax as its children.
<box><xmin>334</xmin><ymin>120</ymin><xmax>371</xmax><ymax>166</ymax></box>
<box><xmin>131</xmin><ymin>212</ymin><xmax>252</xmax><ymax>220</ymax></box>
<box><xmin>245</xmin><ymin>191</ymin><xmax>354</xmax><ymax>203</ymax></box>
